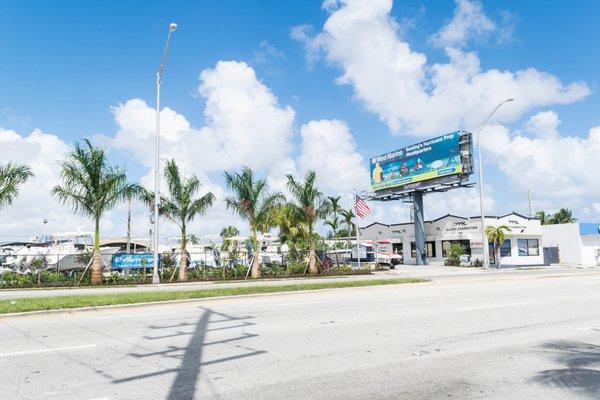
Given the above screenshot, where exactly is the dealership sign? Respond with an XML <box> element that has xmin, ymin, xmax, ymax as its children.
<box><xmin>111</xmin><ymin>253</ymin><xmax>157</xmax><ymax>269</ymax></box>
<box><xmin>370</xmin><ymin>132</ymin><xmax>469</xmax><ymax>193</ymax></box>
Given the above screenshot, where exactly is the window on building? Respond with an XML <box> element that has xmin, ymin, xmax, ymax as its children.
<box><xmin>500</xmin><ymin>239</ymin><xmax>511</xmax><ymax>257</ymax></box>
<box><xmin>411</xmin><ymin>241</ymin><xmax>436</xmax><ymax>258</ymax></box>
<box><xmin>441</xmin><ymin>240</ymin><xmax>471</xmax><ymax>257</ymax></box>
<box><xmin>392</xmin><ymin>243</ymin><xmax>403</xmax><ymax>256</ymax></box>
<box><xmin>517</xmin><ymin>239</ymin><xmax>539</xmax><ymax>256</ymax></box>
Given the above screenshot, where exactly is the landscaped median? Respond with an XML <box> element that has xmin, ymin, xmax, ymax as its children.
<box><xmin>0</xmin><ymin>278</ymin><xmax>427</xmax><ymax>314</ymax></box>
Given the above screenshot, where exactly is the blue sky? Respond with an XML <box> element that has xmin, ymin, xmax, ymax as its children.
<box><xmin>1</xmin><ymin>0</ymin><xmax>599</xmax><ymax>238</ymax></box>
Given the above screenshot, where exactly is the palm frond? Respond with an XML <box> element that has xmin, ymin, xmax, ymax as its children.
<box><xmin>0</xmin><ymin>162</ymin><xmax>34</xmax><ymax>208</ymax></box>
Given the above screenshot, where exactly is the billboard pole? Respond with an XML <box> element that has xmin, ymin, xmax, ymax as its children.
<box><xmin>413</xmin><ymin>191</ymin><xmax>425</xmax><ymax>265</ymax></box>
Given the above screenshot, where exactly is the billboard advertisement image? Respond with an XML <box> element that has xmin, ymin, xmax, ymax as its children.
<box><xmin>370</xmin><ymin>132</ymin><xmax>467</xmax><ymax>192</ymax></box>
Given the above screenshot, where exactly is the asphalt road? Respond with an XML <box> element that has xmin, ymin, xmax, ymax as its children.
<box><xmin>1</xmin><ymin>270</ymin><xmax>599</xmax><ymax>399</ymax></box>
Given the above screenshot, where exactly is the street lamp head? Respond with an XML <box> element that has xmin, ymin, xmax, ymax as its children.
<box><xmin>505</xmin><ymin>98</ymin><xmax>514</xmax><ymax>102</ymax></box>
<box><xmin>169</xmin><ymin>23</ymin><xmax>178</xmax><ymax>32</ymax></box>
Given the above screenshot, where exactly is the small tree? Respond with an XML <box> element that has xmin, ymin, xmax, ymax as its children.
<box><xmin>52</xmin><ymin>140</ymin><xmax>140</xmax><ymax>284</ymax></box>
<box><xmin>0</xmin><ymin>162</ymin><xmax>33</xmax><ymax>210</ymax></box>
<box><xmin>534</xmin><ymin>210</ymin><xmax>551</xmax><ymax>225</ymax></box>
<box><xmin>220</xmin><ymin>226</ymin><xmax>240</xmax><ymax>252</ymax></box>
<box><xmin>485</xmin><ymin>225</ymin><xmax>511</xmax><ymax>267</ymax></box>
<box><xmin>548</xmin><ymin>208</ymin><xmax>577</xmax><ymax>224</ymax></box>
<box><xmin>340</xmin><ymin>209</ymin><xmax>356</xmax><ymax>248</ymax></box>
<box><xmin>325</xmin><ymin>216</ymin><xmax>341</xmax><ymax>267</ymax></box>
<box><xmin>445</xmin><ymin>243</ymin><xmax>465</xmax><ymax>266</ymax></box>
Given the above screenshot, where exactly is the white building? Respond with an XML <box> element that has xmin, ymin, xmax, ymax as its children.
<box><xmin>541</xmin><ymin>223</ymin><xmax>600</xmax><ymax>266</ymax></box>
<box><xmin>359</xmin><ymin>212</ymin><xmax>543</xmax><ymax>267</ymax></box>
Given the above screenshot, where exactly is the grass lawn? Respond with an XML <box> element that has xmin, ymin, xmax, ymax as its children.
<box><xmin>0</xmin><ymin>278</ymin><xmax>427</xmax><ymax>314</ymax></box>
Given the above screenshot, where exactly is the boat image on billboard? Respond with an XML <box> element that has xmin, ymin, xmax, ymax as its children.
<box><xmin>370</xmin><ymin>131</ymin><xmax>473</xmax><ymax>196</ymax></box>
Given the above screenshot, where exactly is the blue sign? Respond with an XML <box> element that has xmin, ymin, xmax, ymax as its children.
<box><xmin>111</xmin><ymin>253</ymin><xmax>157</xmax><ymax>269</ymax></box>
<box><xmin>579</xmin><ymin>223</ymin><xmax>600</xmax><ymax>235</ymax></box>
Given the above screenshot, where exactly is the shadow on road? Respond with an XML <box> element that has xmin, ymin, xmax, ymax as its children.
<box><xmin>112</xmin><ymin>307</ymin><xmax>266</xmax><ymax>400</ymax></box>
<box><xmin>531</xmin><ymin>339</ymin><xmax>600</xmax><ymax>398</ymax></box>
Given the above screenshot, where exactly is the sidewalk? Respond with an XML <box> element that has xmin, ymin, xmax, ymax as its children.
<box><xmin>1</xmin><ymin>264</ymin><xmax>597</xmax><ymax>300</ymax></box>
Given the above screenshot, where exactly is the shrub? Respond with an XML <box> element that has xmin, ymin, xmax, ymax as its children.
<box><xmin>40</xmin><ymin>271</ymin><xmax>69</xmax><ymax>285</ymax></box>
<box><xmin>0</xmin><ymin>272</ymin><xmax>35</xmax><ymax>287</ymax></box>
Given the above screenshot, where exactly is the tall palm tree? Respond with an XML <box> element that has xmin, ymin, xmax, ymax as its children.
<box><xmin>52</xmin><ymin>140</ymin><xmax>140</xmax><ymax>285</ymax></box>
<box><xmin>224</xmin><ymin>167</ymin><xmax>283</xmax><ymax>278</ymax></box>
<box><xmin>485</xmin><ymin>225</ymin><xmax>511</xmax><ymax>267</ymax></box>
<box><xmin>152</xmin><ymin>159</ymin><xmax>215</xmax><ymax>282</ymax></box>
<box><xmin>534</xmin><ymin>210</ymin><xmax>551</xmax><ymax>225</ymax></box>
<box><xmin>549</xmin><ymin>208</ymin><xmax>577</xmax><ymax>224</ymax></box>
<box><xmin>340</xmin><ymin>208</ymin><xmax>356</xmax><ymax>248</ymax></box>
<box><xmin>0</xmin><ymin>162</ymin><xmax>33</xmax><ymax>210</ymax></box>
<box><xmin>286</xmin><ymin>170</ymin><xmax>328</xmax><ymax>274</ymax></box>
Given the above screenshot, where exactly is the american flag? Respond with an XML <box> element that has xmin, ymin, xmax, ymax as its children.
<box><xmin>353</xmin><ymin>194</ymin><xmax>372</xmax><ymax>219</ymax></box>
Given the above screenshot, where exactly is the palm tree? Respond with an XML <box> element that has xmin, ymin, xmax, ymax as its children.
<box><xmin>52</xmin><ymin>140</ymin><xmax>140</xmax><ymax>285</ymax></box>
<box><xmin>535</xmin><ymin>210</ymin><xmax>551</xmax><ymax>225</ymax></box>
<box><xmin>220</xmin><ymin>225</ymin><xmax>239</xmax><ymax>240</ymax></box>
<box><xmin>340</xmin><ymin>208</ymin><xmax>356</xmax><ymax>248</ymax></box>
<box><xmin>485</xmin><ymin>225</ymin><xmax>511</xmax><ymax>267</ymax></box>
<box><xmin>0</xmin><ymin>162</ymin><xmax>33</xmax><ymax>210</ymax></box>
<box><xmin>548</xmin><ymin>208</ymin><xmax>577</xmax><ymax>224</ymax></box>
<box><xmin>286</xmin><ymin>170</ymin><xmax>328</xmax><ymax>274</ymax></box>
<box><xmin>154</xmin><ymin>159</ymin><xmax>215</xmax><ymax>282</ymax></box>
<box><xmin>220</xmin><ymin>225</ymin><xmax>240</xmax><ymax>251</ymax></box>
<box><xmin>224</xmin><ymin>167</ymin><xmax>283</xmax><ymax>278</ymax></box>
<box><xmin>325</xmin><ymin>215</ymin><xmax>341</xmax><ymax>267</ymax></box>
<box><xmin>189</xmin><ymin>234</ymin><xmax>200</xmax><ymax>245</ymax></box>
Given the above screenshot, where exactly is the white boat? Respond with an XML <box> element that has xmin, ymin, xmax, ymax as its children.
<box><xmin>173</xmin><ymin>244</ymin><xmax>218</xmax><ymax>268</ymax></box>
<box><xmin>258</xmin><ymin>233</ymin><xmax>282</xmax><ymax>264</ymax></box>
<box><xmin>44</xmin><ymin>232</ymin><xmax>119</xmax><ymax>271</ymax></box>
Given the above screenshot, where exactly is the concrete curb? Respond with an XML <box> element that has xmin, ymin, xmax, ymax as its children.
<box><xmin>0</xmin><ymin>279</ymin><xmax>429</xmax><ymax>319</ymax></box>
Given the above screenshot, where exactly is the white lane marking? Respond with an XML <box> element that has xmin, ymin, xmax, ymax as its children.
<box><xmin>453</xmin><ymin>302</ymin><xmax>526</xmax><ymax>312</ymax></box>
<box><xmin>274</xmin><ymin>300</ymin><xmax>326</xmax><ymax>307</ymax></box>
<box><xmin>0</xmin><ymin>344</ymin><xmax>96</xmax><ymax>357</ymax></box>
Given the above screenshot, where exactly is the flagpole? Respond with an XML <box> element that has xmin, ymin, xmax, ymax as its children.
<box><xmin>354</xmin><ymin>190</ymin><xmax>361</xmax><ymax>269</ymax></box>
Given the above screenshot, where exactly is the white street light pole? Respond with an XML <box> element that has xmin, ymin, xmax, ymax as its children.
<box><xmin>152</xmin><ymin>22</ymin><xmax>177</xmax><ymax>284</ymax></box>
<box><xmin>477</xmin><ymin>98</ymin><xmax>514</xmax><ymax>269</ymax></box>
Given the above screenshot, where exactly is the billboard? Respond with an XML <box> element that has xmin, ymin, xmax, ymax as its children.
<box><xmin>111</xmin><ymin>252</ymin><xmax>157</xmax><ymax>269</ymax></box>
<box><xmin>370</xmin><ymin>131</ymin><xmax>470</xmax><ymax>193</ymax></box>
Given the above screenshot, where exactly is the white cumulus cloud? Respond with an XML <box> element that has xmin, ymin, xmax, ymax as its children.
<box><xmin>429</xmin><ymin>0</ymin><xmax>497</xmax><ymax>48</ymax></box>
<box><xmin>293</xmin><ymin>0</ymin><xmax>590</xmax><ymax>135</ymax></box>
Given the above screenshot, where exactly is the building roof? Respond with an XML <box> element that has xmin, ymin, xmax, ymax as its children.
<box><xmin>360</xmin><ymin>211</ymin><xmax>538</xmax><ymax>229</ymax></box>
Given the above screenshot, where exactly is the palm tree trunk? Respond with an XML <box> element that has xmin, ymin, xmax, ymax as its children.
<box><xmin>178</xmin><ymin>226</ymin><xmax>188</xmax><ymax>282</ymax></box>
<box><xmin>308</xmin><ymin>245</ymin><xmax>318</xmax><ymax>274</ymax></box>
<box><xmin>251</xmin><ymin>251</ymin><xmax>260</xmax><ymax>278</ymax></box>
<box><xmin>251</xmin><ymin>228</ymin><xmax>260</xmax><ymax>278</ymax></box>
<box><xmin>91</xmin><ymin>217</ymin><xmax>102</xmax><ymax>285</ymax></box>
<box><xmin>333</xmin><ymin>233</ymin><xmax>340</xmax><ymax>268</ymax></box>
<box><xmin>495</xmin><ymin>243</ymin><xmax>500</xmax><ymax>268</ymax></box>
